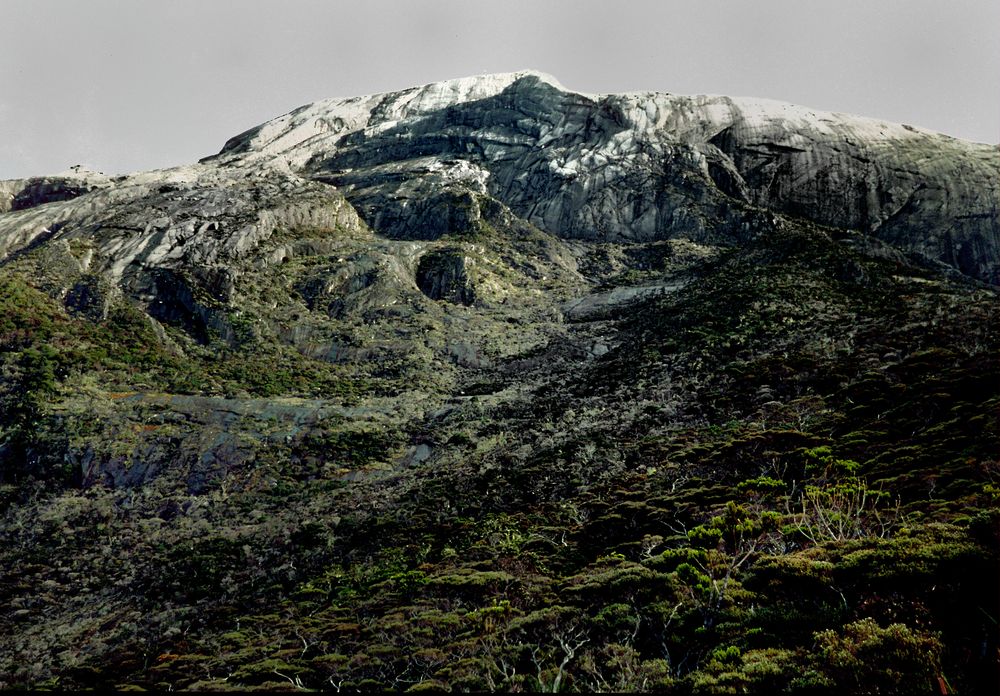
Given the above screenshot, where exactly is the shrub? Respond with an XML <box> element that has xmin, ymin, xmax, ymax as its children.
<box><xmin>811</xmin><ymin>618</ymin><xmax>943</xmax><ymax>694</ymax></box>
<box><xmin>793</xmin><ymin>479</ymin><xmax>898</xmax><ymax>543</ymax></box>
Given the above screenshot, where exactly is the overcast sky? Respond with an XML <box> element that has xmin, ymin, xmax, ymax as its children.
<box><xmin>1</xmin><ymin>0</ymin><xmax>997</xmax><ymax>179</ymax></box>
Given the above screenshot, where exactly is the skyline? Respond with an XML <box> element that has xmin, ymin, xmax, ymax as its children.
<box><xmin>1</xmin><ymin>0</ymin><xmax>998</xmax><ymax>179</ymax></box>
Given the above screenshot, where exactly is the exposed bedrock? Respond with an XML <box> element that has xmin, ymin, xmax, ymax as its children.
<box><xmin>210</xmin><ymin>71</ymin><xmax>997</xmax><ymax>283</ymax></box>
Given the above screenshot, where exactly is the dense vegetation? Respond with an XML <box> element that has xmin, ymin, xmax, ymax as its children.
<box><xmin>1</xmin><ymin>215</ymin><xmax>998</xmax><ymax>693</ymax></box>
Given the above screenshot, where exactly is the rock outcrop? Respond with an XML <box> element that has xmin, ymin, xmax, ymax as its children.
<box><xmin>0</xmin><ymin>165</ymin><xmax>368</xmax><ymax>341</ymax></box>
<box><xmin>416</xmin><ymin>247</ymin><xmax>477</xmax><ymax>305</ymax></box>
<box><xmin>205</xmin><ymin>70</ymin><xmax>1000</xmax><ymax>283</ymax></box>
<box><xmin>2</xmin><ymin>70</ymin><xmax>997</xmax><ymax>300</ymax></box>
<box><xmin>0</xmin><ymin>166</ymin><xmax>110</xmax><ymax>213</ymax></box>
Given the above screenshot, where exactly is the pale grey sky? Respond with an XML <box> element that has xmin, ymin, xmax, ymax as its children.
<box><xmin>1</xmin><ymin>0</ymin><xmax>997</xmax><ymax>179</ymax></box>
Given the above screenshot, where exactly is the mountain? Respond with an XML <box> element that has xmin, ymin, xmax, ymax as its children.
<box><xmin>0</xmin><ymin>71</ymin><xmax>998</xmax><ymax>692</ymax></box>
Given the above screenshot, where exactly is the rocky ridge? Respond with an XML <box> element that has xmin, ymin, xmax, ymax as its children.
<box><xmin>2</xmin><ymin>71</ymin><xmax>998</xmax><ymax>296</ymax></box>
<box><xmin>216</xmin><ymin>70</ymin><xmax>1000</xmax><ymax>280</ymax></box>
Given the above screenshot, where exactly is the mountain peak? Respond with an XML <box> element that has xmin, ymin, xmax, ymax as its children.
<box><xmin>205</xmin><ymin>72</ymin><xmax>999</xmax><ymax>284</ymax></box>
<box><xmin>410</xmin><ymin>69</ymin><xmax>569</xmax><ymax>95</ymax></box>
<box><xmin>214</xmin><ymin>70</ymin><xmax>575</xmax><ymax>162</ymax></box>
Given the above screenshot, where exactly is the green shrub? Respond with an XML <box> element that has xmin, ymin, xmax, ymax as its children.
<box><xmin>812</xmin><ymin>618</ymin><xmax>943</xmax><ymax>694</ymax></box>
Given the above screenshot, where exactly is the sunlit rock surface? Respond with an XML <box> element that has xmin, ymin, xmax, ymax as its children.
<box><xmin>212</xmin><ymin>70</ymin><xmax>1000</xmax><ymax>282</ymax></box>
<box><xmin>3</xmin><ymin>70</ymin><xmax>998</xmax><ymax>288</ymax></box>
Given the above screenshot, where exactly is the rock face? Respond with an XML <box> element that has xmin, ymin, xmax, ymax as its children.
<box><xmin>2</xmin><ymin>70</ymin><xmax>998</xmax><ymax>292</ymax></box>
<box><xmin>416</xmin><ymin>248</ymin><xmax>477</xmax><ymax>305</ymax></box>
<box><xmin>209</xmin><ymin>70</ymin><xmax>1000</xmax><ymax>283</ymax></box>
<box><xmin>0</xmin><ymin>165</ymin><xmax>368</xmax><ymax>344</ymax></box>
<box><xmin>0</xmin><ymin>166</ymin><xmax>110</xmax><ymax>213</ymax></box>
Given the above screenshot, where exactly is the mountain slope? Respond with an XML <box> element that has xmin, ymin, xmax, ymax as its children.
<box><xmin>0</xmin><ymin>72</ymin><xmax>997</xmax><ymax>693</ymax></box>
<box><xmin>215</xmin><ymin>70</ymin><xmax>1000</xmax><ymax>281</ymax></box>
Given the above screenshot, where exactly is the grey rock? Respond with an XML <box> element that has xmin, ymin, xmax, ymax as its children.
<box><xmin>416</xmin><ymin>247</ymin><xmax>477</xmax><ymax>305</ymax></box>
<box><xmin>214</xmin><ymin>71</ymin><xmax>999</xmax><ymax>283</ymax></box>
<box><xmin>0</xmin><ymin>179</ymin><xmax>29</xmax><ymax>214</ymax></box>
<box><xmin>0</xmin><ymin>166</ymin><xmax>110</xmax><ymax>213</ymax></box>
<box><xmin>562</xmin><ymin>279</ymin><xmax>689</xmax><ymax>321</ymax></box>
<box><xmin>0</xmin><ymin>164</ymin><xmax>368</xmax><ymax>342</ymax></box>
<box><xmin>63</xmin><ymin>273</ymin><xmax>117</xmax><ymax>320</ymax></box>
<box><xmin>401</xmin><ymin>443</ymin><xmax>432</xmax><ymax>468</ymax></box>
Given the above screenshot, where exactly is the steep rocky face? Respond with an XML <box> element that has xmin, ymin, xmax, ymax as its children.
<box><xmin>0</xmin><ymin>167</ymin><xmax>111</xmax><ymax>214</ymax></box>
<box><xmin>210</xmin><ymin>70</ymin><xmax>1000</xmax><ymax>283</ymax></box>
<box><xmin>2</xmin><ymin>71</ymin><xmax>997</xmax><ymax>306</ymax></box>
<box><xmin>706</xmin><ymin>106</ymin><xmax>1000</xmax><ymax>282</ymax></box>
